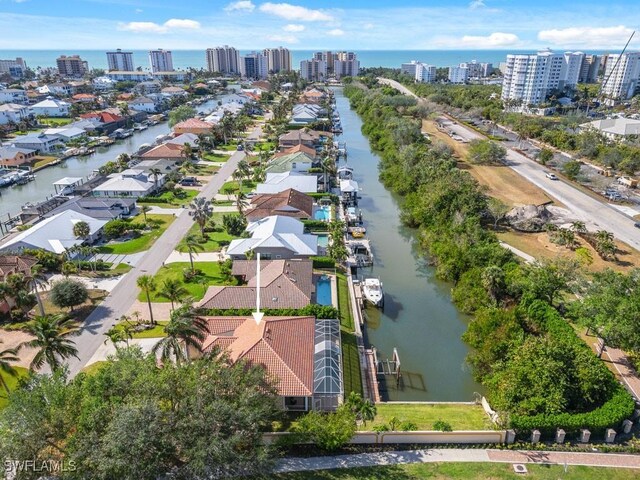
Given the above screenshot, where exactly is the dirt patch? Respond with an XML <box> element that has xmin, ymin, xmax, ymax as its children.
<box><xmin>0</xmin><ymin>329</ymin><xmax>36</xmax><ymax>369</ymax></box>
<box><xmin>423</xmin><ymin>119</ymin><xmax>555</xmax><ymax>207</ymax></box>
<box><xmin>497</xmin><ymin>230</ymin><xmax>640</xmax><ymax>273</ymax></box>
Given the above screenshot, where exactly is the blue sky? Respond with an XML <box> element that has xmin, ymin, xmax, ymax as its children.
<box><xmin>0</xmin><ymin>0</ymin><xmax>639</xmax><ymax>50</ymax></box>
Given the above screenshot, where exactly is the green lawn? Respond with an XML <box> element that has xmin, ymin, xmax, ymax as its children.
<box><xmin>202</xmin><ymin>152</ymin><xmax>231</xmax><ymax>162</ymax></box>
<box><xmin>367</xmin><ymin>403</ymin><xmax>490</xmax><ymax>431</ymax></box>
<box><xmin>98</xmin><ymin>214</ymin><xmax>175</xmax><ymax>254</ymax></box>
<box><xmin>136</xmin><ymin>262</ymin><xmax>232</xmax><ymax>302</ymax></box>
<box><xmin>267</xmin><ymin>464</ymin><xmax>640</xmax><ymax>480</ymax></box>
<box><xmin>255</xmin><ymin>141</ymin><xmax>276</xmax><ymax>152</ymax></box>
<box><xmin>38</xmin><ymin>117</ymin><xmax>72</xmax><ymax>126</ymax></box>
<box><xmin>0</xmin><ymin>366</ymin><xmax>29</xmax><ymax>409</ymax></box>
<box><xmin>337</xmin><ymin>273</ymin><xmax>362</xmax><ymax>396</ymax></box>
<box><xmin>186</xmin><ymin>212</ymin><xmax>242</xmax><ymax>252</ymax></box>
<box><xmin>32</xmin><ymin>156</ymin><xmax>58</xmax><ymax>169</ymax></box>
<box><xmin>81</xmin><ymin>361</ymin><xmax>107</xmax><ymax>376</ymax></box>
<box><xmin>218</xmin><ymin>144</ymin><xmax>239</xmax><ymax>151</ymax></box>
<box><xmin>193</xmin><ymin>163</ymin><xmax>220</xmax><ymax>175</ymax></box>
<box><xmin>113</xmin><ymin>320</ymin><xmax>169</xmax><ymax>338</ymax></box>
<box><xmin>138</xmin><ymin>189</ymin><xmax>198</xmax><ymax>207</ymax></box>
<box><xmin>221</xmin><ymin>180</ymin><xmax>257</xmax><ymax>195</ymax></box>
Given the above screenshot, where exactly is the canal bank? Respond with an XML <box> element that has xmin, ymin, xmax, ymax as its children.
<box><xmin>333</xmin><ymin>87</ymin><xmax>481</xmax><ymax>401</ymax></box>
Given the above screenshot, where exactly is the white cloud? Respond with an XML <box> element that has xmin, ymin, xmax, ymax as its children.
<box><xmin>135</xmin><ymin>8</ymin><xmax>143</xmax><ymax>13</ymax></box>
<box><xmin>460</xmin><ymin>32</ymin><xmax>520</xmax><ymax>47</ymax></box>
<box><xmin>224</xmin><ymin>1</ymin><xmax>255</xmax><ymax>12</ymax></box>
<box><xmin>259</xmin><ymin>2</ymin><xmax>333</xmax><ymax>22</ymax></box>
<box><xmin>362</xmin><ymin>22</ymin><xmax>374</xmax><ymax>30</ymax></box>
<box><xmin>118</xmin><ymin>18</ymin><xmax>201</xmax><ymax>34</ymax></box>
<box><xmin>327</xmin><ymin>28</ymin><xmax>344</xmax><ymax>37</ymax></box>
<box><xmin>283</xmin><ymin>23</ymin><xmax>304</xmax><ymax>32</ymax></box>
<box><xmin>538</xmin><ymin>25</ymin><xmax>635</xmax><ymax>48</ymax></box>
<box><xmin>469</xmin><ymin>0</ymin><xmax>485</xmax><ymax>9</ymax></box>
<box><xmin>266</xmin><ymin>34</ymin><xmax>299</xmax><ymax>44</ymax></box>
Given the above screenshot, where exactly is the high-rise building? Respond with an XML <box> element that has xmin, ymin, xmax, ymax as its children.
<box><xmin>313</xmin><ymin>52</ymin><xmax>334</xmax><ymax>74</ymax></box>
<box><xmin>333</xmin><ymin>52</ymin><xmax>359</xmax><ymax>79</ymax></box>
<box><xmin>56</xmin><ymin>55</ymin><xmax>88</xmax><ymax>77</ymax></box>
<box><xmin>501</xmin><ymin>49</ymin><xmax>584</xmax><ymax>106</ymax></box>
<box><xmin>480</xmin><ymin>63</ymin><xmax>494</xmax><ymax>77</ymax></box>
<box><xmin>401</xmin><ymin>61</ymin><xmax>436</xmax><ymax>83</ymax></box>
<box><xmin>106</xmin><ymin>49</ymin><xmax>134</xmax><ymax>72</ymax></box>
<box><xmin>601</xmin><ymin>52</ymin><xmax>640</xmax><ymax>101</ymax></box>
<box><xmin>579</xmin><ymin>55</ymin><xmax>601</xmax><ymax>83</ymax></box>
<box><xmin>149</xmin><ymin>49</ymin><xmax>173</xmax><ymax>73</ymax></box>
<box><xmin>0</xmin><ymin>57</ymin><xmax>26</xmax><ymax>78</ymax></box>
<box><xmin>263</xmin><ymin>47</ymin><xmax>292</xmax><ymax>74</ymax></box>
<box><xmin>205</xmin><ymin>45</ymin><xmax>240</xmax><ymax>75</ymax></box>
<box><xmin>300</xmin><ymin>59</ymin><xmax>327</xmax><ymax>81</ymax></box>
<box><xmin>448</xmin><ymin>66</ymin><xmax>468</xmax><ymax>84</ymax></box>
<box><xmin>240</xmin><ymin>52</ymin><xmax>268</xmax><ymax>80</ymax></box>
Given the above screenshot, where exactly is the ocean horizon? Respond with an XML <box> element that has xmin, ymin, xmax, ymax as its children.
<box><xmin>0</xmin><ymin>49</ymin><xmax>613</xmax><ymax>72</ymax></box>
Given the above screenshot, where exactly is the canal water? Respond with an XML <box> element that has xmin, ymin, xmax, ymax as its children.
<box><xmin>0</xmin><ymin>98</ymin><xmax>221</xmax><ymax>220</ymax></box>
<box><xmin>333</xmin><ymin>87</ymin><xmax>481</xmax><ymax>401</ymax></box>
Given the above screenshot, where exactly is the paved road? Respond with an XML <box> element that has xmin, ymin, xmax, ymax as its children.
<box><xmin>378</xmin><ymin>77</ymin><xmax>640</xmax><ymax>251</ymax></box>
<box><xmin>275</xmin><ymin>448</ymin><xmax>640</xmax><ymax>473</ymax></box>
<box><xmin>66</xmin><ymin>151</ymin><xmax>245</xmax><ymax>376</ymax></box>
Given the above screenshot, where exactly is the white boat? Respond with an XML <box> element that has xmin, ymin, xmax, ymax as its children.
<box><xmin>362</xmin><ymin>277</ymin><xmax>384</xmax><ymax>307</ymax></box>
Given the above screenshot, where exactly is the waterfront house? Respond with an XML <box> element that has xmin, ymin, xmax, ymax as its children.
<box><xmin>0</xmin><ymin>210</ymin><xmax>107</xmax><ymax>254</ymax></box>
<box><xmin>0</xmin><ymin>103</ymin><xmax>30</xmax><ymax>125</ymax></box>
<box><xmin>290</xmin><ymin>104</ymin><xmax>327</xmax><ymax>125</ymax></box>
<box><xmin>129</xmin><ymin>96</ymin><xmax>158</xmax><ymax>113</ymax></box>
<box><xmin>245</xmin><ymin>189</ymin><xmax>313</xmax><ymax>222</ymax></box>
<box><xmin>30</xmin><ymin>97</ymin><xmax>70</xmax><ymax>118</ymax></box>
<box><xmin>173</xmin><ymin>118</ymin><xmax>213</xmax><ymax>135</ymax></box>
<box><xmin>265</xmin><ymin>151</ymin><xmax>314</xmax><ymax>174</ymax></box>
<box><xmin>0</xmin><ymin>146</ymin><xmax>37</xmax><ymax>167</ymax></box>
<box><xmin>256</xmin><ymin>171</ymin><xmax>318</xmax><ymax>194</ymax></box>
<box><xmin>161</xmin><ymin>86</ymin><xmax>187</xmax><ymax>98</ymax></box>
<box><xmin>197</xmin><ymin>259</ymin><xmax>314</xmax><ymax>310</ymax></box>
<box><xmin>165</xmin><ymin>133</ymin><xmax>199</xmax><ymax>148</ymax></box>
<box><xmin>93</xmin><ymin>169</ymin><xmax>163</xmax><ymax>198</ymax></box>
<box><xmin>72</xmin><ymin>93</ymin><xmax>97</xmax><ymax>103</ymax></box>
<box><xmin>140</xmin><ymin>142</ymin><xmax>187</xmax><ymax>160</ymax></box>
<box><xmin>273</xmin><ymin>144</ymin><xmax>317</xmax><ymax>160</ymax></box>
<box><xmin>135</xmin><ymin>81</ymin><xmax>162</xmax><ymax>94</ymax></box>
<box><xmin>226</xmin><ymin>215</ymin><xmax>318</xmax><ymax>260</ymax></box>
<box><xmin>43</xmin><ymin>126</ymin><xmax>87</xmax><ymax>141</ymax></box>
<box><xmin>0</xmin><ymin>255</ymin><xmax>37</xmax><ymax>314</ymax></box>
<box><xmin>278</xmin><ymin>129</ymin><xmax>331</xmax><ymax>150</ymax></box>
<box><xmin>43</xmin><ymin>197</ymin><xmax>136</xmax><ymax>220</ymax></box>
<box><xmin>190</xmin><ymin>315</ymin><xmax>342</xmax><ymax>411</ymax></box>
<box><xmin>37</xmin><ymin>83</ymin><xmax>73</xmax><ymax>96</ymax></box>
<box><xmin>10</xmin><ymin>133</ymin><xmax>62</xmax><ymax>153</ymax></box>
<box><xmin>0</xmin><ymin>88</ymin><xmax>28</xmax><ymax>104</ymax></box>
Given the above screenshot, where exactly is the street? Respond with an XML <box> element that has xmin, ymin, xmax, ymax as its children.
<box><xmin>378</xmin><ymin>78</ymin><xmax>640</xmax><ymax>251</ymax></box>
<box><xmin>65</xmin><ymin>151</ymin><xmax>245</xmax><ymax>376</ymax></box>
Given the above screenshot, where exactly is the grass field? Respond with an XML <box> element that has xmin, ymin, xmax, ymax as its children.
<box><xmin>98</xmin><ymin>214</ymin><xmax>175</xmax><ymax>255</ymax></box>
<box><xmin>366</xmin><ymin>403</ymin><xmax>491</xmax><ymax>431</ymax></box>
<box><xmin>32</xmin><ymin>156</ymin><xmax>58</xmax><ymax>169</ymax></box>
<box><xmin>38</xmin><ymin>117</ymin><xmax>72</xmax><ymax>126</ymax></box>
<box><xmin>337</xmin><ymin>273</ymin><xmax>362</xmax><ymax>397</ymax></box>
<box><xmin>40</xmin><ymin>288</ymin><xmax>108</xmax><ymax>323</ymax></box>
<box><xmin>268</xmin><ymin>463</ymin><xmax>640</xmax><ymax>480</ymax></box>
<box><xmin>136</xmin><ymin>262</ymin><xmax>231</xmax><ymax>302</ymax></box>
<box><xmin>221</xmin><ymin>180</ymin><xmax>257</xmax><ymax>195</ymax></box>
<box><xmin>202</xmin><ymin>152</ymin><xmax>231</xmax><ymax>162</ymax></box>
<box><xmin>186</xmin><ymin>212</ymin><xmax>242</xmax><ymax>252</ymax></box>
<box><xmin>0</xmin><ymin>366</ymin><xmax>29</xmax><ymax>409</ymax></box>
<box><xmin>497</xmin><ymin>230</ymin><xmax>640</xmax><ymax>272</ymax></box>
<box><xmin>138</xmin><ymin>189</ymin><xmax>198</xmax><ymax>207</ymax></box>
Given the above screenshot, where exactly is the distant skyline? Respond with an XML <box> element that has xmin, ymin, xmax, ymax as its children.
<box><xmin>0</xmin><ymin>1</ymin><xmax>639</xmax><ymax>51</ymax></box>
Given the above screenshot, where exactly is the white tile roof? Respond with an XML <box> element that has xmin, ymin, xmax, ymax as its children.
<box><xmin>256</xmin><ymin>172</ymin><xmax>318</xmax><ymax>194</ymax></box>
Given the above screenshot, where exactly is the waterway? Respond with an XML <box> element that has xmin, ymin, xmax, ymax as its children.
<box><xmin>0</xmin><ymin>98</ymin><xmax>220</xmax><ymax>220</ymax></box>
<box><xmin>333</xmin><ymin>87</ymin><xmax>481</xmax><ymax>401</ymax></box>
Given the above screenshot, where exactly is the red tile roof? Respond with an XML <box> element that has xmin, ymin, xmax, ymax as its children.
<box><xmin>198</xmin><ymin>316</ymin><xmax>316</xmax><ymax>397</ymax></box>
<box><xmin>141</xmin><ymin>142</ymin><xmax>186</xmax><ymax>159</ymax></box>
<box><xmin>273</xmin><ymin>144</ymin><xmax>317</xmax><ymax>159</ymax></box>
<box><xmin>0</xmin><ymin>255</ymin><xmax>37</xmax><ymax>281</ymax></box>
<box><xmin>245</xmin><ymin>189</ymin><xmax>313</xmax><ymax>222</ymax></box>
<box><xmin>173</xmin><ymin>118</ymin><xmax>212</xmax><ymax>130</ymax></box>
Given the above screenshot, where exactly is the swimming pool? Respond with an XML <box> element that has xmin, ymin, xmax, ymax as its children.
<box><xmin>315</xmin><ymin>234</ymin><xmax>329</xmax><ymax>248</ymax></box>
<box><xmin>316</xmin><ymin>275</ymin><xmax>332</xmax><ymax>306</ymax></box>
<box><xmin>314</xmin><ymin>206</ymin><xmax>331</xmax><ymax>221</ymax></box>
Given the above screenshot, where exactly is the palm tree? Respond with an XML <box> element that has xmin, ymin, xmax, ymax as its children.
<box><xmin>232</xmin><ymin>170</ymin><xmax>244</xmax><ymax>193</ymax></box>
<box><xmin>235</xmin><ymin>191</ymin><xmax>249</xmax><ymax>215</ymax></box>
<box><xmin>188</xmin><ymin>197</ymin><xmax>213</xmax><ymax>236</ymax></box>
<box><xmin>0</xmin><ymin>341</ymin><xmax>19</xmax><ymax>396</ymax></box>
<box><xmin>181</xmin><ymin>142</ymin><xmax>195</xmax><ymax>160</ymax></box>
<box><xmin>72</xmin><ymin>221</ymin><xmax>90</xmax><ymax>241</ymax></box>
<box><xmin>178</xmin><ymin>233</ymin><xmax>204</xmax><ymax>272</ymax></box>
<box><xmin>359</xmin><ymin>400</ymin><xmax>377</xmax><ymax>426</ymax></box>
<box><xmin>140</xmin><ymin>205</ymin><xmax>152</xmax><ymax>222</ymax></box>
<box><xmin>158</xmin><ymin>279</ymin><xmax>188</xmax><ymax>311</ymax></box>
<box><xmin>104</xmin><ymin>323</ymin><xmax>134</xmax><ymax>349</ymax></box>
<box><xmin>149</xmin><ymin>167</ymin><xmax>162</xmax><ymax>192</ymax></box>
<box><xmin>29</xmin><ymin>264</ymin><xmax>49</xmax><ymax>316</ymax></box>
<box><xmin>116</xmin><ymin>153</ymin><xmax>131</xmax><ymax>171</ymax></box>
<box><xmin>20</xmin><ymin>314</ymin><xmax>79</xmax><ymax>372</ymax></box>
<box><xmin>570</xmin><ymin>221</ymin><xmax>587</xmax><ymax>235</ymax></box>
<box><xmin>137</xmin><ymin>275</ymin><xmax>156</xmax><ymax>325</ymax></box>
<box><xmin>152</xmin><ymin>306</ymin><xmax>209</xmax><ymax>365</ymax></box>
<box><xmin>595</xmin><ymin>230</ymin><xmax>614</xmax><ymax>243</ymax></box>
<box><xmin>481</xmin><ymin>265</ymin><xmax>505</xmax><ymax>305</ymax></box>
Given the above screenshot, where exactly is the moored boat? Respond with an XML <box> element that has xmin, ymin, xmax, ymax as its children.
<box><xmin>362</xmin><ymin>277</ymin><xmax>384</xmax><ymax>307</ymax></box>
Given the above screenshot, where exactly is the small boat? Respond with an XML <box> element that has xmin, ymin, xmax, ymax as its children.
<box><xmin>350</xmin><ymin>227</ymin><xmax>366</xmax><ymax>238</ymax></box>
<box><xmin>362</xmin><ymin>277</ymin><xmax>384</xmax><ymax>307</ymax></box>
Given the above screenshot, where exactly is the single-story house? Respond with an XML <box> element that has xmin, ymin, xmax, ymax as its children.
<box><xmin>278</xmin><ymin>129</ymin><xmax>331</xmax><ymax>150</ymax></box>
<box><xmin>165</xmin><ymin>133</ymin><xmax>199</xmax><ymax>148</ymax></box>
<box><xmin>0</xmin><ymin>103</ymin><xmax>30</xmax><ymax>125</ymax></box>
<box><xmin>43</xmin><ymin>197</ymin><xmax>136</xmax><ymax>220</ymax></box>
<box><xmin>0</xmin><ymin>88</ymin><xmax>28</xmax><ymax>104</ymax></box>
<box><xmin>226</xmin><ymin>215</ymin><xmax>318</xmax><ymax>260</ymax></box>
<box><xmin>140</xmin><ymin>142</ymin><xmax>187</xmax><ymax>160</ymax></box>
<box><xmin>273</xmin><ymin>144</ymin><xmax>317</xmax><ymax>160</ymax></box>
<box><xmin>29</xmin><ymin>97</ymin><xmax>70</xmax><ymax>117</ymax></box>
<box><xmin>245</xmin><ymin>188</ymin><xmax>314</xmax><ymax>222</ymax></box>
<box><xmin>72</xmin><ymin>93</ymin><xmax>97</xmax><ymax>103</ymax></box>
<box><xmin>93</xmin><ymin>169</ymin><xmax>163</xmax><ymax>198</ymax></box>
<box><xmin>197</xmin><ymin>258</ymin><xmax>314</xmax><ymax>310</ymax></box>
<box><xmin>172</xmin><ymin>118</ymin><xmax>213</xmax><ymax>135</ymax></box>
<box><xmin>161</xmin><ymin>86</ymin><xmax>187</xmax><ymax>97</ymax></box>
<box><xmin>0</xmin><ymin>210</ymin><xmax>108</xmax><ymax>254</ymax></box>
<box><xmin>266</xmin><ymin>151</ymin><xmax>314</xmax><ymax>174</ymax></box>
<box><xmin>579</xmin><ymin>117</ymin><xmax>640</xmax><ymax>140</ymax></box>
<box><xmin>256</xmin><ymin>172</ymin><xmax>318</xmax><ymax>194</ymax></box>
<box><xmin>0</xmin><ymin>255</ymin><xmax>37</xmax><ymax>314</ymax></box>
<box><xmin>10</xmin><ymin>133</ymin><xmax>62</xmax><ymax>153</ymax></box>
<box><xmin>43</xmin><ymin>126</ymin><xmax>87</xmax><ymax>141</ymax></box>
<box><xmin>0</xmin><ymin>146</ymin><xmax>37</xmax><ymax>167</ymax></box>
<box><xmin>190</xmin><ymin>315</ymin><xmax>342</xmax><ymax>411</ymax></box>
